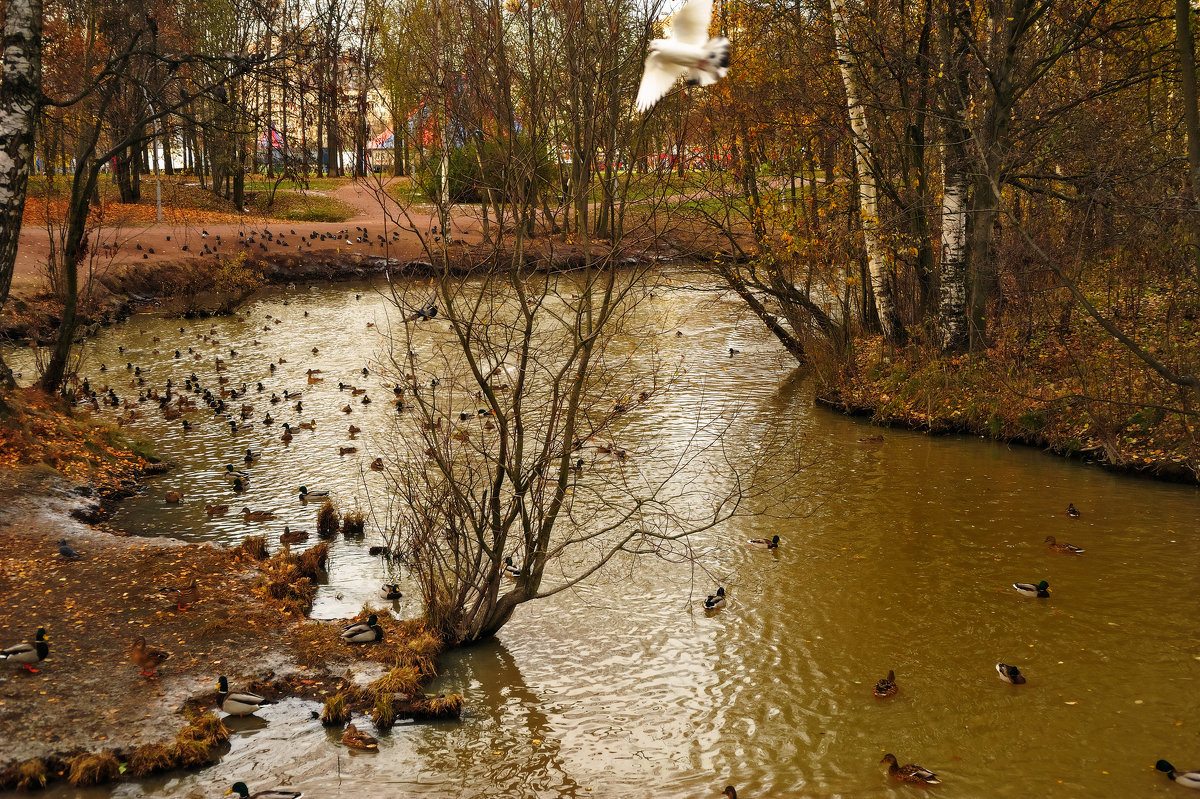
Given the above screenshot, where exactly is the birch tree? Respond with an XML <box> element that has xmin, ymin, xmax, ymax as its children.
<box><xmin>0</xmin><ymin>0</ymin><xmax>43</xmax><ymax>390</ymax></box>
<box><xmin>829</xmin><ymin>0</ymin><xmax>905</xmax><ymax>343</ymax></box>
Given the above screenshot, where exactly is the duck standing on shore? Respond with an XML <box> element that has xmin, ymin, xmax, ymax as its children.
<box><xmin>131</xmin><ymin>636</ymin><xmax>171</xmax><ymax>677</ymax></box>
<box><xmin>1</xmin><ymin>627</ymin><xmax>49</xmax><ymax>673</ymax></box>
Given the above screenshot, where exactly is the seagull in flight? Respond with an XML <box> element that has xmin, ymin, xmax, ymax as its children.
<box><xmin>635</xmin><ymin>0</ymin><xmax>730</xmax><ymax>112</ymax></box>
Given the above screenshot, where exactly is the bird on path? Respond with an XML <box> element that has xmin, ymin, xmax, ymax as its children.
<box><xmin>635</xmin><ymin>0</ymin><xmax>730</xmax><ymax>112</ymax></box>
<box><xmin>58</xmin><ymin>539</ymin><xmax>82</xmax><ymax>560</ymax></box>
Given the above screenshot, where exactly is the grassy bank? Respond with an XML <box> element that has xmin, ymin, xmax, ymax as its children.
<box><xmin>817</xmin><ymin>334</ymin><xmax>1200</xmax><ymax>483</ymax></box>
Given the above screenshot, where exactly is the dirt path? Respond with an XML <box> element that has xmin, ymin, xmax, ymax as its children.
<box><xmin>10</xmin><ymin>178</ymin><xmax>488</xmax><ymax>297</ymax></box>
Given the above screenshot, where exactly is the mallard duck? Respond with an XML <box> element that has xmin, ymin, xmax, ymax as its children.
<box><xmin>1045</xmin><ymin>535</ymin><xmax>1084</xmax><ymax>554</ymax></box>
<box><xmin>341</xmin><ymin>614</ymin><xmax>383</xmax><ymax>644</ymax></box>
<box><xmin>2</xmin><ymin>628</ymin><xmax>49</xmax><ymax>673</ymax></box>
<box><xmin>722</xmin><ymin>788</ymin><xmax>738</xmax><ymax>799</ymax></box>
<box><xmin>881</xmin><ymin>753</ymin><xmax>940</xmax><ymax>785</ymax></box>
<box><xmin>1013</xmin><ymin>580</ymin><xmax>1050</xmax><ymax>598</ymax></box>
<box><xmin>159</xmin><ymin>577</ymin><xmax>199</xmax><ymax>610</ymax></box>
<box><xmin>342</xmin><ymin>723</ymin><xmax>379</xmax><ymax>751</ymax></box>
<box><xmin>299</xmin><ymin>486</ymin><xmax>329</xmax><ymax>499</ymax></box>
<box><xmin>502</xmin><ymin>556</ymin><xmax>522</xmax><ymax>579</ymax></box>
<box><xmin>874</xmin><ymin>669</ymin><xmax>897</xmax><ymax>698</ymax></box>
<box><xmin>1157</xmin><ymin>760</ymin><xmax>1200</xmax><ymax>789</ymax></box>
<box><xmin>298</xmin><ymin>420</ymin><xmax>315</xmax><ymax>430</ymax></box>
<box><xmin>166</xmin><ymin>491</ymin><xmax>183</xmax><ymax>503</ymax></box>
<box><xmin>242</xmin><ymin>507</ymin><xmax>276</xmax><ymax>521</ymax></box>
<box><xmin>704</xmin><ymin>586</ymin><xmax>726</xmax><ymax>610</ymax></box>
<box><xmin>380</xmin><ymin>583</ymin><xmax>402</xmax><ymax>600</ymax></box>
<box><xmin>280</xmin><ymin>526</ymin><xmax>309</xmax><ymax>544</ymax></box>
<box><xmin>1066</xmin><ymin>503</ymin><xmax>1081</xmax><ymax>518</ymax></box>
<box><xmin>348</xmin><ymin>424</ymin><xmax>361</xmax><ymax>434</ymax></box>
<box><xmin>225</xmin><ymin>464</ymin><xmax>250</xmax><ymax>480</ymax></box>
<box><xmin>370</xmin><ymin>457</ymin><xmax>385</xmax><ymax>471</ymax></box>
<box><xmin>207</xmin><ymin>504</ymin><xmax>230</xmax><ymax>515</ymax></box>
<box><xmin>225</xmin><ymin>782</ymin><xmax>300</xmax><ymax>799</ymax></box>
<box><xmin>339</xmin><ymin>446</ymin><xmax>358</xmax><ymax>455</ymax></box>
<box><xmin>217</xmin><ymin>675</ymin><xmax>276</xmax><ymax>716</ymax></box>
<box><xmin>131</xmin><ymin>635</ymin><xmax>170</xmax><ymax>677</ymax></box>
<box><xmin>748</xmin><ymin>535</ymin><xmax>780</xmax><ymax>550</ymax></box>
<box><xmin>996</xmin><ymin>663</ymin><xmax>1026</xmax><ymax>684</ymax></box>
<box><xmin>244</xmin><ymin>449</ymin><xmax>259</xmax><ymax>464</ymax></box>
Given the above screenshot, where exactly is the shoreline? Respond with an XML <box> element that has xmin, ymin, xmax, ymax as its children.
<box><xmin>0</xmin><ymin>395</ymin><xmax>458</xmax><ymax>791</ymax></box>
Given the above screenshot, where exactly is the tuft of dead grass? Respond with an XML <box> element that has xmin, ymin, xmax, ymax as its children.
<box><xmin>66</xmin><ymin>751</ymin><xmax>120</xmax><ymax>787</ymax></box>
<box><xmin>235</xmin><ymin>534</ymin><xmax>269</xmax><ymax>560</ymax></box>
<box><xmin>0</xmin><ymin>758</ymin><xmax>49</xmax><ymax>790</ymax></box>
<box><xmin>371</xmin><ymin>692</ymin><xmax>395</xmax><ymax>731</ymax></box>
<box><xmin>427</xmin><ymin>693</ymin><xmax>464</xmax><ymax>716</ymax></box>
<box><xmin>370</xmin><ymin>665</ymin><xmax>421</xmax><ymax>698</ymax></box>
<box><xmin>341</xmin><ymin>510</ymin><xmax>365</xmax><ymax>537</ymax></box>
<box><xmin>317</xmin><ymin>500</ymin><xmax>340</xmax><ymax>538</ymax></box>
<box><xmin>320</xmin><ymin>692</ymin><xmax>350</xmax><ymax>727</ymax></box>
<box><xmin>170</xmin><ymin>710</ymin><xmax>230</xmax><ymax>768</ymax></box>
<box><xmin>126</xmin><ymin>742</ymin><xmax>173</xmax><ymax>777</ymax></box>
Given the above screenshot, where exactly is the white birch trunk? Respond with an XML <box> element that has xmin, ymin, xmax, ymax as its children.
<box><xmin>938</xmin><ymin>0</ymin><xmax>972</xmax><ymax>352</ymax></box>
<box><xmin>938</xmin><ymin>165</ymin><xmax>970</xmax><ymax>350</ymax></box>
<box><xmin>0</xmin><ymin>0</ymin><xmax>43</xmax><ymax>388</ymax></box>
<box><xmin>829</xmin><ymin>0</ymin><xmax>903</xmax><ymax>342</ymax></box>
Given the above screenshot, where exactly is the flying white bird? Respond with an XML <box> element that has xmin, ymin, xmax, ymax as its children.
<box><xmin>635</xmin><ymin>0</ymin><xmax>730</xmax><ymax>113</ymax></box>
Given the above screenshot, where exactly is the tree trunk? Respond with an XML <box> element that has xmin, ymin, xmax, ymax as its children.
<box><xmin>938</xmin><ymin>0</ymin><xmax>972</xmax><ymax>352</ymax></box>
<box><xmin>0</xmin><ymin>0</ymin><xmax>43</xmax><ymax>389</ymax></box>
<box><xmin>829</xmin><ymin>0</ymin><xmax>905</xmax><ymax>343</ymax></box>
<box><xmin>1176</xmin><ymin>0</ymin><xmax>1200</xmax><ymax>286</ymax></box>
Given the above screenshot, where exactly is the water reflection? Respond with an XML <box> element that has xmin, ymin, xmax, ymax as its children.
<box><xmin>15</xmin><ymin>276</ymin><xmax>1200</xmax><ymax>798</ymax></box>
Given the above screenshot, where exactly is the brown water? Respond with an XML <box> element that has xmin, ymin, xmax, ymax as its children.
<box><xmin>11</xmin><ymin>276</ymin><xmax>1200</xmax><ymax>798</ymax></box>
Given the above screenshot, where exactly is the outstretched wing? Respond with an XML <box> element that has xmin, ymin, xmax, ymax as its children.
<box><xmin>635</xmin><ymin>50</ymin><xmax>686</xmax><ymax>112</ymax></box>
<box><xmin>670</xmin><ymin>0</ymin><xmax>712</xmax><ymax>46</ymax></box>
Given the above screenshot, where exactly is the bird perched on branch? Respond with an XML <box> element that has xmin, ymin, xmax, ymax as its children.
<box><xmin>635</xmin><ymin>0</ymin><xmax>730</xmax><ymax>112</ymax></box>
<box><xmin>405</xmin><ymin>304</ymin><xmax>438</xmax><ymax>322</ymax></box>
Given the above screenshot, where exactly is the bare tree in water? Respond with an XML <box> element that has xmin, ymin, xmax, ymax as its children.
<box><xmin>361</xmin><ymin>0</ymin><xmax>803</xmax><ymax>646</ymax></box>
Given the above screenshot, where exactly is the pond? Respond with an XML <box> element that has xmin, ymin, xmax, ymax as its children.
<box><xmin>13</xmin><ymin>274</ymin><xmax>1199</xmax><ymax>798</ymax></box>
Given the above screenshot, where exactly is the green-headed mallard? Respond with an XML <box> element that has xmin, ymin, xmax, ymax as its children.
<box><xmin>996</xmin><ymin>663</ymin><xmax>1026</xmax><ymax>684</ymax></box>
<box><xmin>2</xmin><ymin>627</ymin><xmax>49</xmax><ymax>673</ymax></box>
<box><xmin>1045</xmin><ymin>535</ymin><xmax>1084</xmax><ymax>554</ymax></box>
<box><xmin>748</xmin><ymin>535</ymin><xmax>780</xmax><ymax>550</ymax></box>
<box><xmin>502</xmin><ymin>556</ymin><xmax>522</xmax><ymax>579</ymax></box>
<box><xmin>342</xmin><ymin>723</ymin><xmax>379</xmax><ymax>751</ymax></box>
<box><xmin>1013</xmin><ymin>580</ymin><xmax>1050</xmax><ymax>598</ymax></box>
<box><xmin>225</xmin><ymin>464</ymin><xmax>250</xmax><ymax>480</ymax></box>
<box><xmin>217</xmin><ymin>675</ymin><xmax>276</xmax><ymax>716</ymax></box>
<box><xmin>881</xmin><ymin>753</ymin><xmax>940</xmax><ymax>785</ymax></box>
<box><xmin>225</xmin><ymin>782</ymin><xmax>300</xmax><ymax>799</ymax></box>
<box><xmin>874</xmin><ymin>669</ymin><xmax>897</xmax><ymax>698</ymax></box>
<box><xmin>298</xmin><ymin>486</ymin><xmax>329</xmax><ymax>500</ymax></box>
<box><xmin>131</xmin><ymin>635</ymin><xmax>170</xmax><ymax>677</ymax></box>
<box><xmin>380</xmin><ymin>583</ymin><xmax>402</xmax><ymax>600</ymax></box>
<box><xmin>159</xmin><ymin>577</ymin><xmax>199</xmax><ymax>610</ymax></box>
<box><xmin>341</xmin><ymin>614</ymin><xmax>383</xmax><ymax>644</ymax></box>
<box><xmin>704</xmin><ymin>586</ymin><xmax>726</xmax><ymax>611</ymax></box>
<box><xmin>1157</xmin><ymin>761</ymin><xmax>1200</xmax><ymax>789</ymax></box>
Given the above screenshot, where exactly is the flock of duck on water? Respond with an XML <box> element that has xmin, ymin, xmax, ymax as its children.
<box><xmin>5</xmin><ymin>312</ymin><xmax>1198</xmax><ymax>795</ymax></box>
